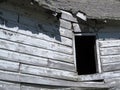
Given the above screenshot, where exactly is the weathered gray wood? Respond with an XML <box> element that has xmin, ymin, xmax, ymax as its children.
<box><xmin>0</xmin><ymin>20</ymin><xmax>73</xmax><ymax>47</ymax></box>
<box><xmin>0</xmin><ymin>70</ymin><xmax>20</xmax><ymax>82</ymax></box>
<box><xmin>0</xmin><ymin>59</ymin><xmax>19</xmax><ymax>72</ymax></box>
<box><xmin>0</xmin><ymin>49</ymin><xmax>75</xmax><ymax>72</ymax></box>
<box><xmin>61</xmin><ymin>10</ymin><xmax>77</xmax><ymax>23</ymax></box>
<box><xmin>0</xmin><ymin>39</ymin><xmax>73</xmax><ymax>63</ymax></box>
<box><xmin>99</xmin><ymin>40</ymin><xmax>120</xmax><ymax>48</ymax></box>
<box><xmin>105</xmin><ymin>77</ymin><xmax>120</xmax><ymax>83</ymax></box>
<box><xmin>21</xmin><ymin>85</ymin><xmax>71</xmax><ymax>90</ymax></box>
<box><xmin>105</xmin><ymin>78</ymin><xmax>120</xmax><ymax>89</ymax></box>
<box><xmin>21</xmin><ymin>85</ymin><xmax>108</xmax><ymax>90</ymax></box>
<box><xmin>0</xmin><ymin>70</ymin><xmax>109</xmax><ymax>88</ymax></box>
<box><xmin>100</xmin><ymin>47</ymin><xmax>120</xmax><ymax>56</ymax></box>
<box><xmin>73</xmin><ymin>23</ymin><xmax>81</xmax><ymax>32</ymax></box>
<box><xmin>101</xmin><ymin>55</ymin><xmax>120</xmax><ymax>64</ymax></box>
<box><xmin>103</xmin><ymin>62</ymin><xmax>120</xmax><ymax>72</ymax></box>
<box><xmin>0</xmin><ymin>29</ymin><xmax>72</xmax><ymax>54</ymax></box>
<box><xmin>18</xmin><ymin>24</ymin><xmax>73</xmax><ymax>47</ymax></box>
<box><xmin>0</xmin><ymin>49</ymin><xmax>48</xmax><ymax>67</ymax></box>
<box><xmin>20</xmin><ymin>64</ymin><xmax>77</xmax><ymax>81</ymax></box>
<box><xmin>96</xmin><ymin>39</ymin><xmax>102</xmax><ymax>73</ymax></box>
<box><xmin>60</xmin><ymin>19</ymin><xmax>72</xmax><ymax>30</ymax></box>
<box><xmin>20</xmin><ymin>74</ymin><xmax>108</xmax><ymax>88</ymax></box>
<box><xmin>8</xmin><ymin>5</ymin><xmax>73</xmax><ymax>40</ymax></box>
<box><xmin>0</xmin><ymin>81</ymin><xmax>20</xmax><ymax>90</ymax></box>
<box><xmin>21</xmin><ymin>85</ymin><xmax>40</xmax><ymax>90</ymax></box>
<box><xmin>59</xmin><ymin>27</ymin><xmax>73</xmax><ymax>39</ymax></box>
<box><xmin>48</xmin><ymin>59</ymin><xmax>75</xmax><ymax>72</ymax></box>
<box><xmin>77</xmin><ymin>74</ymin><xmax>104</xmax><ymax>81</ymax></box>
<box><xmin>77</xmin><ymin>70</ymin><xmax>120</xmax><ymax>81</ymax></box>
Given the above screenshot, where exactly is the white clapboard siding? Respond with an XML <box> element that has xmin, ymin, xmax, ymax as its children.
<box><xmin>0</xmin><ymin>49</ymin><xmax>48</xmax><ymax>67</ymax></box>
<box><xmin>100</xmin><ymin>47</ymin><xmax>120</xmax><ymax>56</ymax></box>
<box><xmin>0</xmin><ymin>70</ymin><xmax>108</xmax><ymax>88</ymax></box>
<box><xmin>60</xmin><ymin>19</ymin><xmax>72</xmax><ymax>30</ymax></box>
<box><xmin>20</xmin><ymin>64</ymin><xmax>76</xmax><ymax>81</ymax></box>
<box><xmin>99</xmin><ymin>40</ymin><xmax>120</xmax><ymax>48</ymax></box>
<box><xmin>0</xmin><ymin>81</ymin><xmax>20</xmax><ymax>90</ymax></box>
<box><xmin>77</xmin><ymin>70</ymin><xmax>120</xmax><ymax>81</ymax></box>
<box><xmin>102</xmin><ymin>62</ymin><xmax>120</xmax><ymax>72</ymax></box>
<box><xmin>0</xmin><ymin>49</ymin><xmax>75</xmax><ymax>72</ymax></box>
<box><xmin>0</xmin><ymin>59</ymin><xmax>19</xmax><ymax>72</ymax></box>
<box><xmin>0</xmin><ymin>29</ymin><xmax>72</xmax><ymax>55</ymax></box>
<box><xmin>0</xmin><ymin>39</ymin><xmax>73</xmax><ymax>63</ymax></box>
<box><xmin>48</xmin><ymin>59</ymin><xmax>75</xmax><ymax>72</ymax></box>
<box><xmin>18</xmin><ymin>24</ymin><xmax>73</xmax><ymax>47</ymax></box>
<box><xmin>101</xmin><ymin>55</ymin><xmax>120</xmax><ymax>64</ymax></box>
<box><xmin>59</xmin><ymin>27</ymin><xmax>73</xmax><ymax>39</ymax></box>
<box><xmin>98</xmin><ymin>33</ymin><xmax>120</xmax><ymax>72</ymax></box>
<box><xmin>0</xmin><ymin>21</ymin><xmax>73</xmax><ymax>47</ymax></box>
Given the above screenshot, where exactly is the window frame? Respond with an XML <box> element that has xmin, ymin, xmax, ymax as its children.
<box><xmin>73</xmin><ymin>33</ymin><xmax>102</xmax><ymax>75</ymax></box>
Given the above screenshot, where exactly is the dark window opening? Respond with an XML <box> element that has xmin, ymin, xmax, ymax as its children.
<box><xmin>75</xmin><ymin>35</ymin><xmax>97</xmax><ymax>75</ymax></box>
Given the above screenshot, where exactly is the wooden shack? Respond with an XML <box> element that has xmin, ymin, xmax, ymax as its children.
<box><xmin>0</xmin><ymin>0</ymin><xmax>120</xmax><ymax>90</ymax></box>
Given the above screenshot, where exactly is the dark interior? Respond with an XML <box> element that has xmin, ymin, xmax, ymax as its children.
<box><xmin>75</xmin><ymin>36</ymin><xmax>97</xmax><ymax>75</ymax></box>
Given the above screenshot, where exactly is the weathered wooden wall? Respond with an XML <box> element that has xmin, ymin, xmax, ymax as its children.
<box><xmin>1</xmin><ymin>1</ymin><xmax>120</xmax><ymax>90</ymax></box>
<box><xmin>97</xmin><ymin>24</ymin><xmax>120</xmax><ymax>89</ymax></box>
<box><xmin>97</xmin><ymin>23</ymin><xmax>120</xmax><ymax>72</ymax></box>
<box><xmin>0</xmin><ymin>2</ymin><xmax>79</xmax><ymax>90</ymax></box>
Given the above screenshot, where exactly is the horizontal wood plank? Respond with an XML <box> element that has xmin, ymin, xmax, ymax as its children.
<box><xmin>0</xmin><ymin>39</ymin><xmax>73</xmax><ymax>63</ymax></box>
<box><xmin>0</xmin><ymin>49</ymin><xmax>48</xmax><ymax>67</ymax></box>
<box><xmin>100</xmin><ymin>47</ymin><xmax>120</xmax><ymax>56</ymax></box>
<box><xmin>0</xmin><ymin>81</ymin><xmax>20</xmax><ymax>90</ymax></box>
<box><xmin>101</xmin><ymin>55</ymin><xmax>120</xmax><ymax>64</ymax></box>
<box><xmin>0</xmin><ymin>21</ymin><xmax>73</xmax><ymax>47</ymax></box>
<box><xmin>0</xmin><ymin>7</ymin><xmax>73</xmax><ymax>39</ymax></box>
<box><xmin>103</xmin><ymin>62</ymin><xmax>120</xmax><ymax>72</ymax></box>
<box><xmin>0</xmin><ymin>59</ymin><xmax>19</xmax><ymax>72</ymax></box>
<box><xmin>20</xmin><ymin>64</ymin><xmax>77</xmax><ymax>81</ymax></box>
<box><xmin>99</xmin><ymin>40</ymin><xmax>120</xmax><ymax>48</ymax></box>
<box><xmin>77</xmin><ymin>70</ymin><xmax>120</xmax><ymax>81</ymax></box>
<box><xmin>48</xmin><ymin>59</ymin><xmax>75</xmax><ymax>72</ymax></box>
<box><xmin>59</xmin><ymin>27</ymin><xmax>73</xmax><ymax>39</ymax></box>
<box><xmin>0</xmin><ymin>70</ymin><xmax>108</xmax><ymax>88</ymax></box>
<box><xmin>0</xmin><ymin>49</ymin><xmax>75</xmax><ymax>72</ymax></box>
<box><xmin>0</xmin><ymin>29</ymin><xmax>72</xmax><ymax>55</ymax></box>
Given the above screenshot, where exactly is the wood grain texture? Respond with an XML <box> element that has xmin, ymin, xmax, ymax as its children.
<box><xmin>0</xmin><ymin>49</ymin><xmax>48</xmax><ymax>67</ymax></box>
<box><xmin>0</xmin><ymin>81</ymin><xmax>20</xmax><ymax>90</ymax></box>
<box><xmin>0</xmin><ymin>59</ymin><xmax>19</xmax><ymax>72</ymax></box>
<box><xmin>0</xmin><ymin>70</ymin><xmax>108</xmax><ymax>88</ymax></box>
<box><xmin>20</xmin><ymin>64</ymin><xmax>77</xmax><ymax>81</ymax></box>
<box><xmin>48</xmin><ymin>59</ymin><xmax>75</xmax><ymax>72</ymax></box>
<box><xmin>0</xmin><ymin>39</ymin><xmax>73</xmax><ymax>63</ymax></box>
<box><xmin>0</xmin><ymin>29</ymin><xmax>73</xmax><ymax>55</ymax></box>
<box><xmin>103</xmin><ymin>62</ymin><xmax>120</xmax><ymax>72</ymax></box>
<box><xmin>99</xmin><ymin>40</ymin><xmax>120</xmax><ymax>48</ymax></box>
<box><xmin>100</xmin><ymin>47</ymin><xmax>120</xmax><ymax>56</ymax></box>
<box><xmin>0</xmin><ymin>49</ymin><xmax>75</xmax><ymax>72</ymax></box>
<box><xmin>101</xmin><ymin>55</ymin><xmax>120</xmax><ymax>64</ymax></box>
<box><xmin>77</xmin><ymin>70</ymin><xmax>120</xmax><ymax>81</ymax></box>
<box><xmin>0</xmin><ymin>21</ymin><xmax>73</xmax><ymax>47</ymax></box>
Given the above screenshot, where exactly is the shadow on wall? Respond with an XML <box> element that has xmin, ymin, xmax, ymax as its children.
<box><xmin>0</xmin><ymin>7</ymin><xmax>61</xmax><ymax>42</ymax></box>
